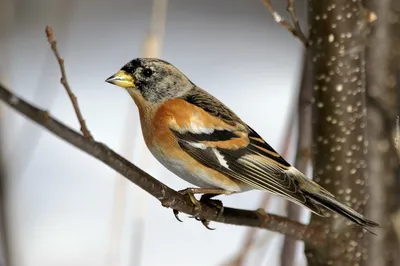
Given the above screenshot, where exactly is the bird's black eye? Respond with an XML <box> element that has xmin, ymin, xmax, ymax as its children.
<box><xmin>143</xmin><ymin>68</ymin><xmax>153</xmax><ymax>77</ymax></box>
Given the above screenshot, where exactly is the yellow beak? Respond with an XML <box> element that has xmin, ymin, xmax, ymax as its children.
<box><xmin>105</xmin><ymin>70</ymin><xmax>135</xmax><ymax>88</ymax></box>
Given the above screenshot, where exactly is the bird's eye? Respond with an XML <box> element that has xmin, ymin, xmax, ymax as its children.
<box><xmin>143</xmin><ymin>68</ymin><xmax>153</xmax><ymax>77</ymax></box>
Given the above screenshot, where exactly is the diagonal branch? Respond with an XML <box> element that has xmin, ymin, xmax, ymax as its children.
<box><xmin>0</xmin><ymin>83</ymin><xmax>325</xmax><ymax>246</ymax></box>
<box><xmin>261</xmin><ymin>0</ymin><xmax>308</xmax><ymax>47</ymax></box>
<box><xmin>45</xmin><ymin>26</ymin><xmax>93</xmax><ymax>140</ymax></box>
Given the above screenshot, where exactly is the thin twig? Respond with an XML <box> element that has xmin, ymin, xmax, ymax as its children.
<box><xmin>9</xmin><ymin>3</ymin><xmax>74</xmax><ymax>182</ymax></box>
<box><xmin>45</xmin><ymin>26</ymin><xmax>93</xmax><ymax>140</ymax></box>
<box><xmin>260</xmin><ymin>0</ymin><xmax>308</xmax><ymax>47</ymax></box>
<box><xmin>286</xmin><ymin>0</ymin><xmax>308</xmax><ymax>46</ymax></box>
<box><xmin>0</xmin><ymin>84</ymin><xmax>326</xmax><ymax>246</ymax></box>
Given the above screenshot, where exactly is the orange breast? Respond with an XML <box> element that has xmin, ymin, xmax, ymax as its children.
<box><xmin>137</xmin><ymin>98</ymin><xmax>250</xmax><ymax>191</ymax></box>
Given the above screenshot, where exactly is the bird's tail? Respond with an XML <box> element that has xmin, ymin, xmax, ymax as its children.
<box><xmin>303</xmin><ymin>188</ymin><xmax>379</xmax><ymax>233</ymax></box>
<box><xmin>288</xmin><ymin>167</ymin><xmax>379</xmax><ymax>232</ymax></box>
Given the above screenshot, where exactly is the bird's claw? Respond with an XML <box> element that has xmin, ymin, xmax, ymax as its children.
<box><xmin>171</xmin><ymin>189</ymin><xmax>202</xmax><ymax>223</ymax></box>
<box><xmin>193</xmin><ymin>197</ymin><xmax>224</xmax><ymax>230</ymax></box>
<box><xmin>173</xmin><ymin>209</ymin><xmax>183</xmax><ymax>222</ymax></box>
<box><xmin>194</xmin><ymin>216</ymin><xmax>215</xmax><ymax>230</ymax></box>
<box><xmin>171</xmin><ymin>189</ymin><xmax>225</xmax><ymax>230</ymax></box>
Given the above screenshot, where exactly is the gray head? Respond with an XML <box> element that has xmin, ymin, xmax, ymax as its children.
<box><xmin>106</xmin><ymin>58</ymin><xmax>194</xmax><ymax>104</ymax></box>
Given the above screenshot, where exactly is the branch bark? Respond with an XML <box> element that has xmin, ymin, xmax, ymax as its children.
<box><xmin>0</xmin><ymin>84</ymin><xmax>326</xmax><ymax>246</ymax></box>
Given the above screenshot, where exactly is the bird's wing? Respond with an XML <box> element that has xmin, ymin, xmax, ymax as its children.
<box><xmin>171</xmin><ymin>89</ymin><xmax>325</xmax><ymax>215</ymax></box>
<box><xmin>180</xmin><ymin>88</ymin><xmax>243</xmax><ymax>126</ymax></box>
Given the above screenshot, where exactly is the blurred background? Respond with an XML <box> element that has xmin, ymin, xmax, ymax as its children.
<box><xmin>1</xmin><ymin>0</ymin><xmax>314</xmax><ymax>265</ymax></box>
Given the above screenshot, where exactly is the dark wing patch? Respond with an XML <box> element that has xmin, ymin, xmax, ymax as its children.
<box><xmin>174</xmin><ymin>129</ymin><xmax>239</xmax><ymax>142</ymax></box>
<box><xmin>180</xmin><ymin>89</ymin><xmax>241</xmax><ymax>126</ymax></box>
<box><xmin>246</xmin><ymin>126</ymin><xmax>291</xmax><ymax>167</ymax></box>
<box><xmin>176</xmin><ymin>141</ymin><xmax>226</xmax><ymax>172</ymax></box>
<box><xmin>171</xmin><ymin>124</ymin><xmax>325</xmax><ymax>216</ymax></box>
<box><xmin>192</xmin><ymin>143</ymin><xmax>324</xmax><ymax>214</ymax></box>
<box><xmin>217</xmin><ymin>147</ymin><xmax>300</xmax><ymax>196</ymax></box>
<box><xmin>171</xmin><ymin>126</ymin><xmax>303</xmax><ymax>200</ymax></box>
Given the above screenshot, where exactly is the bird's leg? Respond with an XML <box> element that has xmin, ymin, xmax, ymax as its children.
<box><xmin>172</xmin><ymin>188</ymin><xmax>202</xmax><ymax>222</ymax></box>
<box><xmin>172</xmin><ymin>187</ymin><xmax>233</xmax><ymax>229</ymax></box>
<box><xmin>195</xmin><ymin>193</ymin><xmax>226</xmax><ymax>230</ymax></box>
<box><xmin>179</xmin><ymin>188</ymin><xmax>233</xmax><ymax>230</ymax></box>
<box><xmin>180</xmin><ymin>187</ymin><xmax>231</xmax><ymax>215</ymax></box>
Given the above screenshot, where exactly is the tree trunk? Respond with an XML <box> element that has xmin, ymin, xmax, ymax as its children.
<box><xmin>365</xmin><ymin>0</ymin><xmax>400</xmax><ymax>265</ymax></box>
<box><xmin>305</xmin><ymin>0</ymin><xmax>371</xmax><ymax>265</ymax></box>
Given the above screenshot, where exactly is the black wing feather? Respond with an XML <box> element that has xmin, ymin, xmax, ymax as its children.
<box><xmin>174</xmin><ymin>129</ymin><xmax>239</xmax><ymax>142</ymax></box>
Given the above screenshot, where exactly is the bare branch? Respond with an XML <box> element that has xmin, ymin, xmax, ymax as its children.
<box><xmin>261</xmin><ymin>0</ymin><xmax>308</xmax><ymax>47</ymax></box>
<box><xmin>0</xmin><ymin>83</ymin><xmax>326</xmax><ymax>246</ymax></box>
<box><xmin>286</xmin><ymin>0</ymin><xmax>308</xmax><ymax>46</ymax></box>
<box><xmin>45</xmin><ymin>26</ymin><xmax>93</xmax><ymax>140</ymax></box>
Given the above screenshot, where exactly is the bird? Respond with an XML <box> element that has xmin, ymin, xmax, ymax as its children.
<box><xmin>105</xmin><ymin>57</ymin><xmax>378</xmax><ymax>232</ymax></box>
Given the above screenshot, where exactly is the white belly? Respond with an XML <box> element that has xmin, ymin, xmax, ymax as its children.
<box><xmin>149</xmin><ymin>146</ymin><xmax>247</xmax><ymax>191</ymax></box>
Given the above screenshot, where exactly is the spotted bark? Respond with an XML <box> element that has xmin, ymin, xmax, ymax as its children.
<box><xmin>305</xmin><ymin>1</ymin><xmax>371</xmax><ymax>265</ymax></box>
<box><xmin>365</xmin><ymin>0</ymin><xmax>400</xmax><ymax>265</ymax></box>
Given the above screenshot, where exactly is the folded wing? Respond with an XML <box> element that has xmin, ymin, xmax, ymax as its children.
<box><xmin>171</xmin><ymin>89</ymin><xmax>325</xmax><ymax>215</ymax></box>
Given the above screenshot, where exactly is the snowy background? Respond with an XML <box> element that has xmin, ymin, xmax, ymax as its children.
<box><xmin>0</xmin><ymin>0</ymin><xmax>307</xmax><ymax>265</ymax></box>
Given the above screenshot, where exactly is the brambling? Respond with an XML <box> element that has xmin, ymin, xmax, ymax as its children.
<box><xmin>106</xmin><ymin>58</ymin><xmax>378</xmax><ymax>231</ymax></box>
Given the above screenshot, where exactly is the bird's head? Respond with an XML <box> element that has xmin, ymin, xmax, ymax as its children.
<box><xmin>106</xmin><ymin>58</ymin><xmax>193</xmax><ymax>104</ymax></box>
